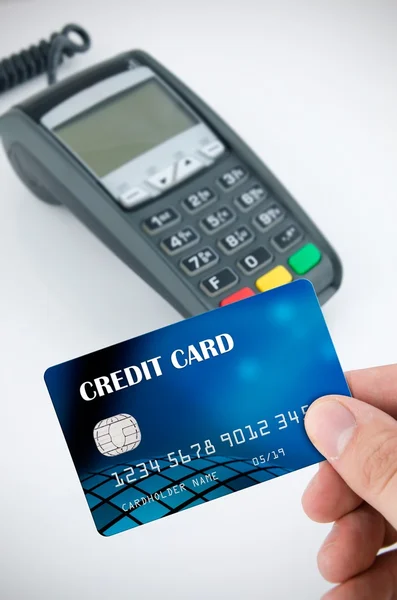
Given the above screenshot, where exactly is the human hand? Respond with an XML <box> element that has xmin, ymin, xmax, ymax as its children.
<box><xmin>303</xmin><ymin>365</ymin><xmax>397</xmax><ymax>599</ymax></box>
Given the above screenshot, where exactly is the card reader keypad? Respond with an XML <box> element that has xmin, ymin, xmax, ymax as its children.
<box><xmin>271</xmin><ymin>224</ymin><xmax>302</xmax><ymax>252</ymax></box>
<box><xmin>143</xmin><ymin>208</ymin><xmax>180</xmax><ymax>234</ymax></box>
<box><xmin>200</xmin><ymin>207</ymin><xmax>235</xmax><ymax>234</ymax></box>
<box><xmin>217</xmin><ymin>166</ymin><xmax>248</xmax><ymax>190</ymax></box>
<box><xmin>160</xmin><ymin>227</ymin><xmax>199</xmax><ymax>255</ymax></box>
<box><xmin>238</xmin><ymin>246</ymin><xmax>272</xmax><ymax>275</ymax></box>
<box><xmin>200</xmin><ymin>268</ymin><xmax>238</xmax><ymax>296</ymax></box>
<box><xmin>253</xmin><ymin>203</ymin><xmax>284</xmax><ymax>231</ymax></box>
<box><xmin>138</xmin><ymin>154</ymin><xmax>325</xmax><ymax>309</ymax></box>
<box><xmin>180</xmin><ymin>247</ymin><xmax>219</xmax><ymax>276</ymax></box>
<box><xmin>218</xmin><ymin>226</ymin><xmax>254</xmax><ymax>254</ymax></box>
<box><xmin>235</xmin><ymin>184</ymin><xmax>267</xmax><ymax>211</ymax></box>
<box><xmin>182</xmin><ymin>188</ymin><xmax>216</xmax><ymax>213</ymax></box>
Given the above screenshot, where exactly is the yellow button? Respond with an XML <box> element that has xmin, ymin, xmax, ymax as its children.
<box><xmin>255</xmin><ymin>265</ymin><xmax>293</xmax><ymax>292</ymax></box>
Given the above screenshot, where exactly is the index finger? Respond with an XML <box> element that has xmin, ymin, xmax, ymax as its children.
<box><xmin>346</xmin><ymin>365</ymin><xmax>397</xmax><ymax>418</ymax></box>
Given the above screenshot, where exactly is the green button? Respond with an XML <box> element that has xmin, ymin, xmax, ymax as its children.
<box><xmin>288</xmin><ymin>243</ymin><xmax>322</xmax><ymax>275</ymax></box>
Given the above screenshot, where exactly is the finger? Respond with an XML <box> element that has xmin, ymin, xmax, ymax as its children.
<box><xmin>305</xmin><ymin>394</ymin><xmax>397</xmax><ymax>530</ymax></box>
<box><xmin>383</xmin><ymin>521</ymin><xmax>397</xmax><ymax>548</ymax></box>
<box><xmin>318</xmin><ymin>503</ymin><xmax>385</xmax><ymax>583</ymax></box>
<box><xmin>346</xmin><ymin>365</ymin><xmax>397</xmax><ymax>418</ymax></box>
<box><xmin>302</xmin><ymin>462</ymin><xmax>362</xmax><ymax>523</ymax></box>
<box><xmin>322</xmin><ymin>550</ymin><xmax>397</xmax><ymax>600</ymax></box>
<box><xmin>303</xmin><ymin>464</ymin><xmax>397</xmax><ymax>544</ymax></box>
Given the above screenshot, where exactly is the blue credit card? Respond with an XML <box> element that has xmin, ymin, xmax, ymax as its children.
<box><xmin>44</xmin><ymin>280</ymin><xmax>350</xmax><ymax>537</ymax></box>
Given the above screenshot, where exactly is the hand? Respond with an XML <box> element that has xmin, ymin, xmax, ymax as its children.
<box><xmin>303</xmin><ymin>365</ymin><xmax>397</xmax><ymax>600</ymax></box>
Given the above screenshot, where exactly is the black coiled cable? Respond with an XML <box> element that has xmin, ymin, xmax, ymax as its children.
<box><xmin>0</xmin><ymin>24</ymin><xmax>91</xmax><ymax>94</ymax></box>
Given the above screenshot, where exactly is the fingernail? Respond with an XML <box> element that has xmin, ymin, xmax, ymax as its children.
<box><xmin>305</xmin><ymin>398</ymin><xmax>356</xmax><ymax>460</ymax></box>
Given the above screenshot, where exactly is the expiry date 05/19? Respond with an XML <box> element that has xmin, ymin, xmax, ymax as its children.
<box><xmin>252</xmin><ymin>448</ymin><xmax>285</xmax><ymax>466</ymax></box>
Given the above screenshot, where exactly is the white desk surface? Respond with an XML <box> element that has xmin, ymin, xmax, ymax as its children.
<box><xmin>1</xmin><ymin>1</ymin><xmax>396</xmax><ymax>598</ymax></box>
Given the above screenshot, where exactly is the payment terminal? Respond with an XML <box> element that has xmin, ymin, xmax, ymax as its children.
<box><xmin>0</xmin><ymin>50</ymin><xmax>342</xmax><ymax>317</ymax></box>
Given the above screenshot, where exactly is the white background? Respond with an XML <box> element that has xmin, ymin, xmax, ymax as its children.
<box><xmin>1</xmin><ymin>1</ymin><xmax>397</xmax><ymax>598</ymax></box>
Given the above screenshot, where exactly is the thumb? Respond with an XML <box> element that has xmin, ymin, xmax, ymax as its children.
<box><xmin>305</xmin><ymin>395</ymin><xmax>397</xmax><ymax>530</ymax></box>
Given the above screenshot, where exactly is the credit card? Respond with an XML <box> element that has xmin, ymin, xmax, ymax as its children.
<box><xmin>44</xmin><ymin>280</ymin><xmax>350</xmax><ymax>536</ymax></box>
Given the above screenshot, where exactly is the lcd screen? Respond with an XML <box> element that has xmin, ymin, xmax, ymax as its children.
<box><xmin>54</xmin><ymin>79</ymin><xmax>197</xmax><ymax>177</ymax></box>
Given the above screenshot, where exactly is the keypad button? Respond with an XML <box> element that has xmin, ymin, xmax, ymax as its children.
<box><xmin>271</xmin><ymin>224</ymin><xmax>302</xmax><ymax>252</ymax></box>
<box><xmin>201</xmin><ymin>140</ymin><xmax>225</xmax><ymax>159</ymax></box>
<box><xmin>160</xmin><ymin>227</ymin><xmax>199</xmax><ymax>255</ymax></box>
<box><xmin>238</xmin><ymin>246</ymin><xmax>273</xmax><ymax>275</ymax></box>
<box><xmin>182</xmin><ymin>187</ymin><xmax>216</xmax><ymax>213</ymax></box>
<box><xmin>288</xmin><ymin>243</ymin><xmax>322</xmax><ymax>274</ymax></box>
<box><xmin>217</xmin><ymin>166</ymin><xmax>248</xmax><ymax>191</ymax></box>
<box><xmin>255</xmin><ymin>266</ymin><xmax>293</xmax><ymax>292</ymax></box>
<box><xmin>175</xmin><ymin>156</ymin><xmax>203</xmax><ymax>183</ymax></box>
<box><xmin>119</xmin><ymin>186</ymin><xmax>151</xmax><ymax>209</ymax></box>
<box><xmin>200</xmin><ymin>268</ymin><xmax>238</xmax><ymax>297</ymax></box>
<box><xmin>253</xmin><ymin>203</ymin><xmax>285</xmax><ymax>231</ymax></box>
<box><xmin>180</xmin><ymin>247</ymin><xmax>219</xmax><ymax>276</ymax></box>
<box><xmin>200</xmin><ymin>206</ymin><xmax>236</xmax><ymax>234</ymax></box>
<box><xmin>147</xmin><ymin>165</ymin><xmax>175</xmax><ymax>191</ymax></box>
<box><xmin>235</xmin><ymin>184</ymin><xmax>267</xmax><ymax>212</ymax></box>
<box><xmin>220</xmin><ymin>288</ymin><xmax>255</xmax><ymax>306</ymax></box>
<box><xmin>218</xmin><ymin>226</ymin><xmax>254</xmax><ymax>255</ymax></box>
<box><xmin>142</xmin><ymin>208</ymin><xmax>180</xmax><ymax>235</ymax></box>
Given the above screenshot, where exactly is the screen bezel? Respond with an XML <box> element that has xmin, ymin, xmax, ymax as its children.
<box><xmin>40</xmin><ymin>66</ymin><xmax>221</xmax><ymax>201</ymax></box>
<box><xmin>51</xmin><ymin>78</ymin><xmax>198</xmax><ymax>178</ymax></box>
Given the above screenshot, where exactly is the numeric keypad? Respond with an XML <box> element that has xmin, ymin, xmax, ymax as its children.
<box><xmin>218</xmin><ymin>226</ymin><xmax>254</xmax><ymax>255</ymax></box>
<box><xmin>161</xmin><ymin>227</ymin><xmax>199</xmax><ymax>255</ymax></box>
<box><xmin>180</xmin><ymin>247</ymin><xmax>219</xmax><ymax>276</ymax></box>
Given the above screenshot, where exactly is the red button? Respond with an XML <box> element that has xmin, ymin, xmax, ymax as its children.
<box><xmin>220</xmin><ymin>287</ymin><xmax>255</xmax><ymax>306</ymax></box>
